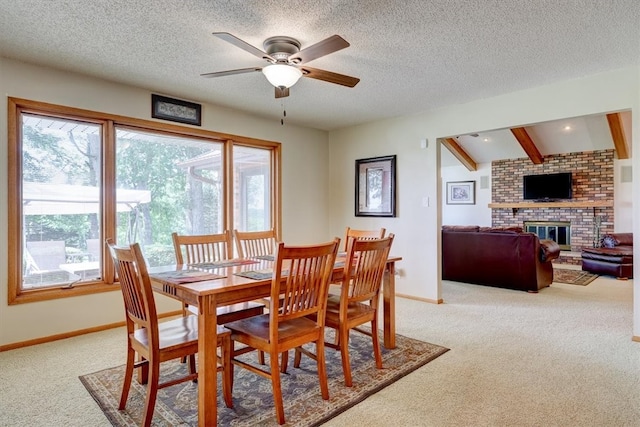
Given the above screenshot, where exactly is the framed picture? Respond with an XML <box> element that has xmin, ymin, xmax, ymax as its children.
<box><xmin>446</xmin><ymin>181</ymin><xmax>476</xmax><ymax>205</ymax></box>
<box><xmin>151</xmin><ymin>94</ymin><xmax>201</xmax><ymax>126</ymax></box>
<box><xmin>355</xmin><ymin>155</ymin><xmax>396</xmax><ymax>217</ymax></box>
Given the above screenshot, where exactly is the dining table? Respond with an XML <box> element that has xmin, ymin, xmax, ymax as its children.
<box><xmin>148</xmin><ymin>252</ymin><xmax>402</xmax><ymax>427</ymax></box>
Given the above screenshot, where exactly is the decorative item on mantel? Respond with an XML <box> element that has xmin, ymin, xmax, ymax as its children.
<box><xmin>593</xmin><ymin>216</ymin><xmax>603</xmax><ymax>247</ymax></box>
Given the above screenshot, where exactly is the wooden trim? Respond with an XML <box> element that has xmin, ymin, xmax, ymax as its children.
<box><xmin>510</xmin><ymin>127</ymin><xmax>544</xmax><ymax>164</ymax></box>
<box><xmin>7</xmin><ymin>97</ymin><xmax>282</xmax><ymax>304</ymax></box>
<box><xmin>9</xmin><ymin>97</ymin><xmax>280</xmax><ymax>146</ymax></box>
<box><xmin>606</xmin><ymin>112</ymin><xmax>630</xmax><ymax>159</ymax></box>
<box><xmin>632</xmin><ymin>335</ymin><xmax>640</xmax><ymax>343</ymax></box>
<box><xmin>10</xmin><ymin>283</ymin><xmax>119</xmax><ymax>305</ymax></box>
<box><xmin>489</xmin><ymin>201</ymin><xmax>613</xmax><ymax>209</ymax></box>
<box><xmin>102</xmin><ymin>120</ymin><xmax>117</xmax><ymax>284</ymax></box>
<box><xmin>396</xmin><ymin>293</ymin><xmax>444</xmax><ymax>304</ymax></box>
<box><xmin>0</xmin><ymin>310</ymin><xmax>182</xmax><ymax>352</ymax></box>
<box><xmin>273</xmin><ymin>144</ymin><xmax>283</xmax><ymax>240</ymax></box>
<box><xmin>224</xmin><ymin>139</ymin><xmax>234</xmax><ymax>233</ymax></box>
<box><xmin>7</xmin><ymin>98</ymin><xmax>21</xmax><ymax>304</ymax></box>
<box><xmin>442</xmin><ymin>138</ymin><xmax>477</xmax><ymax>171</ymax></box>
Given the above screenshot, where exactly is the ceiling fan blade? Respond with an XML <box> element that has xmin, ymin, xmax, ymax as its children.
<box><xmin>300</xmin><ymin>66</ymin><xmax>360</xmax><ymax>87</ymax></box>
<box><xmin>289</xmin><ymin>35</ymin><xmax>350</xmax><ymax>64</ymax></box>
<box><xmin>200</xmin><ymin>67</ymin><xmax>262</xmax><ymax>78</ymax></box>
<box><xmin>275</xmin><ymin>87</ymin><xmax>289</xmax><ymax>98</ymax></box>
<box><xmin>212</xmin><ymin>32</ymin><xmax>274</xmax><ymax>61</ymax></box>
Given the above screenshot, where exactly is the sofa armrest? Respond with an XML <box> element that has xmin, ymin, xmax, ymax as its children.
<box><xmin>539</xmin><ymin>239</ymin><xmax>560</xmax><ymax>262</ymax></box>
<box><xmin>611</xmin><ymin>233</ymin><xmax>633</xmax><ymax>246</ymax></box>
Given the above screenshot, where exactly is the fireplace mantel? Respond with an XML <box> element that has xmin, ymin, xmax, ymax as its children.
<box><xmin>488</xmin><ymin>200</ymin><xmax>613</xmax><ymax>209</ymax></box>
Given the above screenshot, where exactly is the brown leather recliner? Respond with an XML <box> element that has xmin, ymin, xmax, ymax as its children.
<box><xmin>442</xmin><ymin>225</ymin><xmax>560</xmax><ymax>292</ymax></box>
<box><xmin>581</xmin><ymin>233</ymin><xmax>633</xmax><ymax>279</ymax></box>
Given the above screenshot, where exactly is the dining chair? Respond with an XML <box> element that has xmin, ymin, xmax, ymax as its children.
<box><xmin>233</xmin><ymin>229</ymin><xmax>277</xmax><ymax>258</ymax></box>
<box><xmin>171</xmin><ymin>231</ymin><xmax>266</xmax><ymax>366</ymax></box>
<box><xmin>171</xmin><ymin>231</ymin><xmax>265</xmax><ymax>323</ymax></box>
<box><xmin>106</xmin><ymin>238</ymin><xmax>233</xmax><ymax>427</ymax></box>
<box><xmin>171</xmin><ymin>231</ymin><xmax>234</xmax><ymax>265</ymax></box>
<box><xmin>294</xmin><ymin>234</ymin><xmax>394</xmax><ymax>387</ymax></box>
<box><xmin>343</xmin><ymin>226</ymin><xmax>386</xmax><ymax>251</ymax></box>
<box><xmin>224</xmin><ymin>238</ymin><xmax>340</xmax><ymax>425</ymax></box>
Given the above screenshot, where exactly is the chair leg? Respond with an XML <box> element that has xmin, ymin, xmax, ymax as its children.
<box><xmin>141</xmin><ymin>359</ymin><xmax>160</xmax><ymax>427</ymax></box>
<box><xmin>315</xmin><ymin>337</ymin><xmax>330</xmax><ymax>400</ymax></box>
<box><xmin>221</xmin><ymin>335</ymin><xmax>233</xmax><ymax>408</ymax></box>
<box><xmin>187</xmin><ymin>354</ymin><xmax>197</xmax><ymax>377</ymax></box>
<box><xmin>258</xmin><ymin>350</ymin><xmax>265</xmax><ymax>365</ymax></box>
<box><xmin>269</xmin><ymin>351</ymin><xmax>286</xmax><ymax>425</ymax></box>
<box><xmin>339</xmin><ymin>326</ymin><xmax>353</xmax><ymax>387</ymax></box>
<box><xmin>370</xmin><ymin>318</ymin><xmax>383</xmax><ymax>369</ymax></box>
<box><xmin>138</xmin><ymin>355</ymin><xmax>149</xmax><ymax>384</ymax></box>
<box><xmin>118</xmin><ymin>346</ymin><xmax>136</xmax><ymax>409</ymax></box>
<box><xmin>279</xmin><ymin>350</ymin><xmax>289</xmax><ymax>373</ymax></box>
<box><xmin>293</xmin><ymin>347</ymin><xmax>302</xmax><ymax>368</ymax></box>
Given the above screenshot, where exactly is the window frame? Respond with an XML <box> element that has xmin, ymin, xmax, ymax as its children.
<box><xmin>8</xmin><ymin>97</ymin><xmax>281</xmax><ymax>304</ymax></box>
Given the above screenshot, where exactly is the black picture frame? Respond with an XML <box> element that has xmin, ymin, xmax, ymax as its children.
<box><xmin>151</xmin><ymin>94</ymin><xmax>201</xmax><ymax>126</ymax></box>
<box><xmin>355</xmin><ymin>155</ymin><xmax>396</xmax><ymax>217</ymax></box>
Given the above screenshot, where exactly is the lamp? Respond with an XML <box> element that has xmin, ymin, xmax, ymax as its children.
<box><xmin>262</xmin><ymin>64</ymin><xmax>303</xmax><ymax>88</ymax></box>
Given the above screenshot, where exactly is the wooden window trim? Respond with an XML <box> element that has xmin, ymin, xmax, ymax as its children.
<box><xmin>8</xmin><ymin>97</ymin><xmax>281</xmax><ymax>304</ymax></box>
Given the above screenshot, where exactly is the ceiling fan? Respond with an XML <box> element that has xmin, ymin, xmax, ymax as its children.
<box><xmin>201</xmin><ymin>32</ymin><xmax>360</xmax><ymax>98</ymax></box>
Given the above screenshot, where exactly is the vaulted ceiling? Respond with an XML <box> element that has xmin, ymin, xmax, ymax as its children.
<box><xmin>441</xmin><ymin>111</ymin><xmax>633</xmax><ymax>169</ymax></box>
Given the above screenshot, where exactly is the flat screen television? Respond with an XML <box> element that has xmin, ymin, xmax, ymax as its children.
<box><xmin>523</xmin><ymin>172</ymin><xmax>572</xmax><ymax>201</ymax></box>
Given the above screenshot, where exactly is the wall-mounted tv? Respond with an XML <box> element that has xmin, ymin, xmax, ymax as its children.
<box><xmin>523</xmin><ymin>172</ymin><xmax>572</xmax><ymax>201</ymax></box>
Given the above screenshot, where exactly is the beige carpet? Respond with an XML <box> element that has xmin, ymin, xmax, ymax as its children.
<box><xmin>79</xmin><ymin>332</ymin><xmax>448</xmax><ymax>426</ymax></box>
<box><xmin>553</xmin><ymin>267</ymin><xmax>599</xmax><ymax>285</ymax></box>
<box><xmin>2</xmin><ymin>274</ymin><xmax>638</xmax><ymax>427</ymax></box>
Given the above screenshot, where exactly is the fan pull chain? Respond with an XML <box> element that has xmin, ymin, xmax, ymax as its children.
<box><xmin>281</xmin><ymin>99</ymin><xmax>286</xmax><ymax>126</ymax></box>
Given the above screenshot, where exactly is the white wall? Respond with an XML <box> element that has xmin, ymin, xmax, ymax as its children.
<box><xmin>0</xmin><ymin>58</ymin><xmax>330</xmax><ymax>346</ymax></box>
<box><xmin>441</xmin><ymin>163</ymin><xmax>492</xmax><ymax>227</ymax></box>
<box><xmin>329</xmin><ymin>66</ymin><xmax>640</xmax><ymax>337</ymax></box>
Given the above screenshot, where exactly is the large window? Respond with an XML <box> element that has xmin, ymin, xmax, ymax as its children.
<box><xmin>8</xmin><ymin>98</ymin><xmax>281</xmax><ymax>304</ymax></box>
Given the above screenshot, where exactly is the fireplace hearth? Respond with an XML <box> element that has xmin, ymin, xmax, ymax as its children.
<box><xmin>524</xmin><ymin>221</ymin><xmax>571</xmax><ymax>250</ymax></box>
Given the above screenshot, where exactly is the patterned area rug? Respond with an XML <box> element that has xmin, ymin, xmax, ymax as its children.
<box><xmin>80</xmin><ymin>331</ymin><xmax>448</xmax><ymax>426</ymax></box>
<box><xmin>553</xmin><ymin>268</ymin><xmax>599</xmax><ymax>286</ymax></box>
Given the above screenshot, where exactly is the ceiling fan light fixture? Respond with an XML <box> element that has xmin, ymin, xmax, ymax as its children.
<box><xmin>262</xmin><ymin>64</ymin><xmax>302</xmax><ymax>88</ymax></box>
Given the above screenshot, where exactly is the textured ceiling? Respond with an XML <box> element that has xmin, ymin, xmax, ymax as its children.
<box><xmin>1</xmin><ymin>0</ymin><xmax>639</xmax><ymax>132</ymax></box>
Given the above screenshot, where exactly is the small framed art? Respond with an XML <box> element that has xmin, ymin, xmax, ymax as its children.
<box><xmin>151</xmin><ymin>94</ymin><xmax>201</xmax><ymax>126</ymax></box>
<box><xmin>446</xmin><ymin>181</ymin><xmax>475</xmax><ymax>205</ymax></box>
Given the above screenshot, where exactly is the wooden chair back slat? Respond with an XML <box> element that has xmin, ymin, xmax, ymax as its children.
<box><xmin>344</xmin><ymin>234</ymin><xmax>394</xmax><ymax>306</ymax></box>
<box><xmin>272</xmin><ymin>239</ymin><xmax>340</xmax><ymax>327</ymax></box>
<box><xmin>234</xmin><ymin>229</ymin><xmax>277</xmax><ymax>258</ymax></box>
<box><xmin>106</xmin><ymin>239</ymin><xmax>158</xmax><ymax>337</ymax></box>
<box><xmin>172</xmin><ymin>231</ymin><xmax>233</xmax><ymax>264</ymax></box>
<box><xmin>343</xmin><ymin>227</ymin><xmax>386</xmax><ymax>251</ymax></box>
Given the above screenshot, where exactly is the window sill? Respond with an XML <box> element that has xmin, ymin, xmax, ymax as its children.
<box><xmin>9</xmin><ymin>282</ymin><xmax>119</xmax><ymax>305</ymax></box>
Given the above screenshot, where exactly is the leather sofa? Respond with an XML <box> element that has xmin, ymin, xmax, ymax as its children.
<box><xmin>442</xmin><ymin>225</ymin><xmax>560</xmax><ymax>292</ymax></box>
<box><xmin>581</xmin><ymin>233</ymin><xmax>633</xmax><ymax>279</ymax></box>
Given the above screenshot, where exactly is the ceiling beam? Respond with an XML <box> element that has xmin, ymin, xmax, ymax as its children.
<box><xmin>606</xmin><ymin>112</ymin><xmax>630</xmax><ymax>159</ymax></box>
<box><xmin>510</xmin><ymin>127</ymin><xmax>544</xmax><ymax>164</ymax></box>
<box><xmin>442</xmin><ymin>138</ymin><xmax>477</xmax><ymax>171</ymax></box>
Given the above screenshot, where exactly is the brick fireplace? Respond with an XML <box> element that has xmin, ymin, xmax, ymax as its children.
<box><xmin>491</xmin><ymin>150</ymin><xmax>614</xmax><ymax>264</ymax></box>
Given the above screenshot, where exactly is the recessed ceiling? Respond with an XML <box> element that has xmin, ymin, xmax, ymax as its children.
<box><xmin>1</xmin><ymin>1</ymin><xmax>639</xmax><ymax>131</ymax></box>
